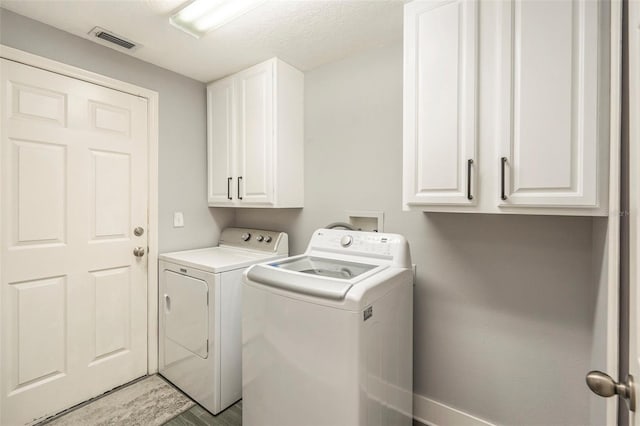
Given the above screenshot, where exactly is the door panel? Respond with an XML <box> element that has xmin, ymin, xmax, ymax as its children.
<box><xmin>90</xmin><ymin>267</ymin><xmax>131</xmax><ymax>362</ymax></box>
<box><xmin>10</xmin><ymin>276</ymin><xmax>66</xmax><ymax>389</ymax></box>
<box><xmin>11</xmin><ymin>82</ymin><xmax>67</xmax><ymax>126</ymax></box>
<box><xmin>90</xmin><ymin>151</ymin><xmax>131</xmax><ymax>239</ymax></box>
<box><xmin>207</xmin><ymin>77</ymin><xmax>235</xmax><ymax>206</ymax></box>
<box><xmin>164</xmin><ymin>271</ymin><xmax>208</xmax><ymax>359</ymax></box>
<box><xmin>1</xmin><ymin>59</ymin><xmax>148</xmax><ymax>425</ymax></box>
<box><xmin>89</xmin><ymin>101</ymin><xmax>131</xmax><ymax>135</ymax></box>
<box><xmin>236</xmin><ymin>62</ymin><xmax>274</xmax><ymax>205</ymax></box>
<box><xmin>13</xmin><ymin>139</ymin><xmax>66</xmax><ymax>245</ymax></box>
<box><xmin>403</xmin><ymin>0</ymin><xmax>477</xmax><ymax>206</ymax></box>
<box><xmin>498</xmin><ymin>0</ymin><xmax>602</xmax><ymax>207</ymax></box>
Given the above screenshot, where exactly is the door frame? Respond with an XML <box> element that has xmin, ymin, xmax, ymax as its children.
<box><xmin>0</xmin><ymin>46</ymin><xmax>160</xmax><ymax>387</ymax></box>
<box><xmin>604</xmin><ymin>1</ymin><xmax>624</xmax><ymax>424</ymax></box>
<box><xmin>628</xmin><ymin>0</ymin><xmax>640</xmax><ymax>423</ymax></box>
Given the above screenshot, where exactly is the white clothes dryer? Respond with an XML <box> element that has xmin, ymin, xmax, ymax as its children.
<box><xmin>158</xmin><ymin>227</ymin><xmax>288</xmax><ymax>415</ymax></box>
<box><xmin>242</xmin><ymin>228</ymin><xmax>413</xmax><ymax>426</ymax></box>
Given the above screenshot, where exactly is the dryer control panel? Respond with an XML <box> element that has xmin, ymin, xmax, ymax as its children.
<box><xmin>219</xmin><ymin>227</ymin><xmax>288</xmax><ymax>254</ymax></box>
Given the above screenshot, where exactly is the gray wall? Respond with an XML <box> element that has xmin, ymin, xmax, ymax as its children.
<box><xmin>236</xmin><ymin>43</ymin><xmax>600</xmax><ymax>425</ymax></box>
<box><xmin>0</xmin><ymin>8</ymin><xmax>604</xmax><ymax>425</ymax></box>
<box><xmin>0</xmin><ymin>8</ymin><xmax>233</xmax><ymax>252</ymax></box>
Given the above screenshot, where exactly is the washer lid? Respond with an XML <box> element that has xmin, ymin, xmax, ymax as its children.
<box><xmin>159</xmin><ymin>246</ymin><xmax>282</xmax><ymax>273</ymax></box>
<box><xmin>245</xmin><ymin>256</ymin><xmax>383</xmax><ymax>300</ymax></box>
<box><xmin>274</xmin><ymin>256</ymin><xmax>376</xmax><ymax>279</ymax></box>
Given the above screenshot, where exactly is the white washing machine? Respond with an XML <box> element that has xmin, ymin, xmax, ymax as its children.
<box><xmin>242</xmin><ymin>228</ymin><xmax>413</xmax><ymax>426</ymax></box>
<box><xmin>158</xmin><ymin>227</ymin><xmax>288</xmax><ymax>415</ymax></box>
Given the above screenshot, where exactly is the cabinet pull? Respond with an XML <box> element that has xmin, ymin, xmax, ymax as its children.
<box><xmin>227</xmin><ymin>177</ymin><xmax>232</xmax><ymax>200</ymax></box>
<box><xmin>467</xmin><ymin>159</ymin><xmax>474</xmax><ymax>201</ymax></box>
<box><xmin>237</xmin><ymin>176</ymin><xmax>243</xmax><ymax>200</ymax></box>
<box><xmin>500</xmin><ymin>157</ymin><xmax>508</xmax><ymax>200</ymax></box>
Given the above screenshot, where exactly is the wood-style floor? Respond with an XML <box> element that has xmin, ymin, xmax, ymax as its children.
<box><xmin>164</xmin><ymin>401</ymin><xmax>242</xmax><ymax>426</ymax></box>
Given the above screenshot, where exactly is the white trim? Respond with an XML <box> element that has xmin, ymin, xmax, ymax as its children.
<box><xmin>603</xmin><ymin>0</ymin><xmax>623</xmax><ymax>424</ymax></box>
<box><xmin>413</xmin><ymin>393</ymin><xmax>496</xmax><ymax>426</ymax></box>
<box><xmin>146</xmin><ymin>77</ymin><xmax>160</xmax><ymax>375</ymax></box>
<box><xmin>0</xmin><ymin>44</ymin><xmax>160</xmax><ymax>375</ymax></box>
<box><xmin>627</xmin><ymin>0</ymin><xmax>640</xmax><ymax>425</ymax></box>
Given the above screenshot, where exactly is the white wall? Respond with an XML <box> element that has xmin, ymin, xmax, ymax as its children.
<box><xmin>236</xmin><ymin>42</ymin><xmax>600</xmax><ymax>425</ymax></box>
<box><xmin>0</xmin><ymin>8</ymin><xmax>233</xmax><ymax>252</ymax></box>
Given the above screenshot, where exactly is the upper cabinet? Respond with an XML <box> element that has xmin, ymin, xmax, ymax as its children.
<box><xmin>403</xmin><ymin>0</ymin><xmax>612</xmax><ymax>216</ymax></box>
<box><xmin>207</xmin><ymin>58</ymin><xmax>304</xmax><ymax>208</ymax></box>
<box><xmin>403</xmin><ymin>0</ymin><xmax>478</xmax><ymax>206</ymax></box>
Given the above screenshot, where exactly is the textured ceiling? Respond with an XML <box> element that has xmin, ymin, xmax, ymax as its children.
<box><xmin>0</xmin><ymin>0</ymin><xmax>405</xmax><ymax>82</ymax></box>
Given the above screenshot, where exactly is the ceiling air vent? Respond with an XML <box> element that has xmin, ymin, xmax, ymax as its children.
<box><xmin>88</xmin><ymin>27</ymin><xmax>141</xmax><ymax>52</ymax></box>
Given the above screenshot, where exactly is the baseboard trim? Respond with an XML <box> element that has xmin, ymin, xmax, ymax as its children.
<box><xmin>413</xmin><ymin>393</ymin><xmax>496</xmax><ymax>426</ymax></box>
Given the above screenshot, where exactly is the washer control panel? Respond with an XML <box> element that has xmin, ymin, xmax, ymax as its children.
<box><xmin>309</xmin><ymin>229</ymin><xmax>410</xmax><ymax>267</ymax></box>
<box><xmin>340</xmin><ymin>235</ymin><xmax>353</xmax><ymax>247</ymax></box>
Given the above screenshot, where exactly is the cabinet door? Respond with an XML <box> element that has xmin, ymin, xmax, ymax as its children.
<box><xmin>403</xmin><ymin>0</ymin><xmax>478</xmax><ymax>207</ymax></box>
<box><xmin>235</xmin><ymin>61</ymin><xmax>274</xmax><ymax>206</ymax></box>
<box><xmin>497</xmin><ymin>0</ymin><xmax>602</xmax><ymax>208</ymax></box>
<box><xmin>207</xmin><ymin>77</ymin><xmax>235</xmax><ymax>206</ymax></box>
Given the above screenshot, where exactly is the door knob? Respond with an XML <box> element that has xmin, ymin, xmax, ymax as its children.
<box><xmin>133</xmin><ymin>247</ymin><xmax>146</xmax><ymax>257</ymax></box>
<box><xmin>586</xmin><ymin>371</ymin><xmax>636</xmax><ymax>412</ymax></box>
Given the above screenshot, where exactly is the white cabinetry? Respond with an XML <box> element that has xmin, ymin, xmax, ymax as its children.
<box><xmin>208</xmin><ymin>77</ymin><xmax>234</xmax><ymax>205</ymax></box>
<box><xmin>207</xmin><ymin>58</ymin><xmax>303</xmax><ymax>208</ymax></box>
<box><xmin>403</xmin><ymin>0</ymin><xmax>611</xmax><ymax>216</ymax></box>
<box><xmin>403</xmin><ymin>0</ymin><xmax>477</xmax><ymax>206</ymax></box>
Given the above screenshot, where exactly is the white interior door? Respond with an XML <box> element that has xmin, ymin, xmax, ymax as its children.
<box><xmin>0</xmin><ymin>59</ymin><xmax>149</xmax><ymax>425</ymax></box>
<box><xmin>629</xmin><ymin>1</ymin><xmax>640</xmax><ymax>424</ymax></box>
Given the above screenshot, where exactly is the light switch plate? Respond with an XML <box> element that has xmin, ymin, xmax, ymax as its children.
<box><xmin>173</xmin><ymin>212</ymin><xmax>184</xmax><ymax>228</ymax></box>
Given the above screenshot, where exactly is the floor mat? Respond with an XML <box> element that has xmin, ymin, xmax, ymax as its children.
<box><xmin>42</xmin><ymin>375</ymin><xmax>195</xmax><ymax>426</ymax></box>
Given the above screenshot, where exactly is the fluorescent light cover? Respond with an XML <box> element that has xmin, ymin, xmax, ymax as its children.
<box><xmin>170</xmin><ymin>0</ymin><xmax>267</xmax><ymax>38</ymax></box>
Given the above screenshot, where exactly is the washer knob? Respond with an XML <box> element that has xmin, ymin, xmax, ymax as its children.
<box><xmin>256</xmin><ymin>235</ymin><xmax>264</xmax><ymax>242</ymax></box>
<box><xmin>340</xmin><ymin>235</ymin><xmax>353</xmax><ymax>247</ymax></box>
<box><xmin>241</xmin><ymin>232</ymin><xmax>251</xmax><ymax>241</ymax></box>
<box><xmin>264</xmin><ymin>236</ymin><xmax>273</xmax><ymax>243</ymax></box>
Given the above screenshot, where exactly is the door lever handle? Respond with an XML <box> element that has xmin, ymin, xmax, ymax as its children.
<box><xmin>586</xmin><ymin>371</ymin><xmax>636</xmax><ymax>412</ymax></box>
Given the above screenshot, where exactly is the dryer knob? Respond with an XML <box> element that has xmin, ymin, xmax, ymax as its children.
<box><xmin>264</xmin><ymin>236</ymin><xmax>273</xmax><ymax>243</ymax></box>
<box><xmin>256</xmin><ymin>235</ymin><xmax>264</xmax><ymax>242</ymax></box>
<box><xmin>340</xmin><ymin>235</ymin><xmax>353</xmax><ymax>247</ymax></box>
<box><xmin>241</xmin><ymin>232</ymin><xmax>251</xmax><ymax>241</ymax></box>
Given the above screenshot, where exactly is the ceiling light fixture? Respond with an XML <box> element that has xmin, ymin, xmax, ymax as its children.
<box><xmin>170</xmin><ymin>0</ymin><xmax>267</xmax><ymax>38</ymax></box>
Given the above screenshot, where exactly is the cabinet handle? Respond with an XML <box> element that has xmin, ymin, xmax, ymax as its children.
<box><xmin>237</xmin><ymin>176</ymin><xmax>243</xmax><ymax>200</ymax></box>
<box><xmin>227</xmin><ymin>177</ymin><xmax>232</xmax><ymax>200</ymax></box>
<box><xmin>501</xmin><ymin>157</ymin><xmax>508</xmax><ymax>200</ymax></box>
<box><xmin>467</xmin><ymin>159</ymin><xmax>473</xmax><ymax>201</ymax></box>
